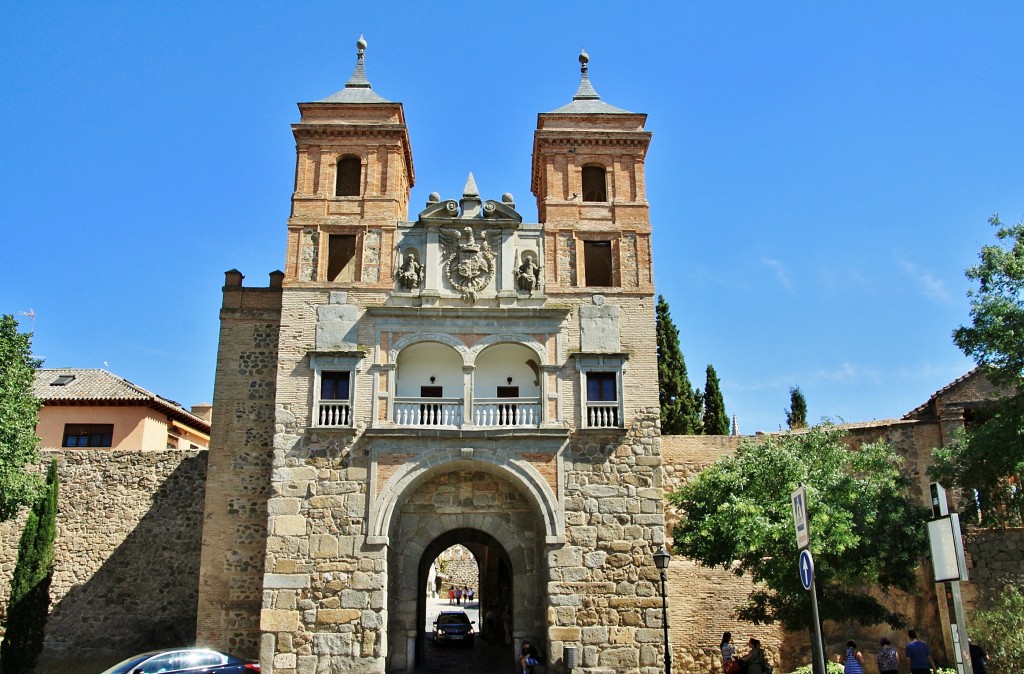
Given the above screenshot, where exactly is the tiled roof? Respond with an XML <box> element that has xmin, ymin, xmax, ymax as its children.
<box><xmin>546</xmin><ymin>49</ymin><xmax>634</xmax><ymax>115</ymax></box>
<box><xmin>32</xmin><ymin>368</ymin><xmax>210</xmax><ymax>432</ymax></box>
<box><xmin>317</xmin><ymin>36</ymin><xmax>392</xmax><ymax>104</ymax></box>
<box><xmin>902</xmin><ymin>367</ymin><xmax>980</xmax><ymax>420</ymax></box>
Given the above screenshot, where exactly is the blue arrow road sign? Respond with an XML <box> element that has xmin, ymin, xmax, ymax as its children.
<box><xmin>799</xmin><ymin>549</ymin><xmax>814</xmax><ymax>590</ymax></box>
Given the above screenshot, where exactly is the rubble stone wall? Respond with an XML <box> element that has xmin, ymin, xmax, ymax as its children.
<box><xmin>0</xmin><ymin>449</ymin><xmax>206</xmax><ymax>673</ymax></box>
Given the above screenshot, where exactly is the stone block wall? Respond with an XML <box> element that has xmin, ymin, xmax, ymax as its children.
<box><xmin>0</xmin><ymin>448</ymin><xmax>207</xmax><ymax>674</ymax></box>
<box><xmin>963</xmin><ymin>527</ymin><xmax>1024</xmax><ymax>612</ymax></box>
<box><xmin>196</xmin><ymin>278</ymin><xmax>282</xmax><ymax>658</ymax></box>
<box><xmin>548</xmin><ymin>409</ymin><xmax>666</xmax><ymax>674</ymax></box>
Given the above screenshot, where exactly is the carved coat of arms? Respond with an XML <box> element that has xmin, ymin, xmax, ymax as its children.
<box><xmin>439</xmin><ymin>226</ymin><xmax>501</xmax><ymax>301</ymax></box>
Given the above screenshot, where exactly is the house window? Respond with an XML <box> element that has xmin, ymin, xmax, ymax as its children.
<box><xmin>335</xmin><ymin>156</ymin><xmax>361</xmax><ymax>197</ymax></box>
<box><xmin>496</xmin><ymin>386</ymin><xmax>519</xmax><ymax>398</ymax></box>
<box><xmin>63</xmin><ymin>423</ymin><xmax>113</xmax><ymax>448</ymax></box>
<box><xmin>328</xmin><ymin>234</ymin><xmax>356</xmax><ymax>282</ymax></box>
<box><xmin>50</xmin><ymin>374</ymin><xmax>76</xmax><ymax>386</ymax></box>
<box><xmin>420</xmin><ymin>386</ymin><xmax>443</xmax><ymax>398</ymax></box>
<box><xmin>582</xmin><ymin>165</ymin><xmax>607</xmax><ymax>202</ymax></box>
<box><xmin>584</xmin><ymin>240</ymin><xmax>613</xmax><ymax>287</ymax></box>
<box><xmin>311</xmin><ymin>353</ymin><xmax>362</xmax><ymax>428</ymax></box>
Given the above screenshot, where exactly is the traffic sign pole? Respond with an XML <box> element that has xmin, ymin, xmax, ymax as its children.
<box><xmin>794</xmin><ymin>487</ymin><xmax>827</xmax><ymax>674</ymax></box>
<box><xmin>801</xmin><ymin>552</ymin><xmax>827</xmax><ymax>674</ymax></box>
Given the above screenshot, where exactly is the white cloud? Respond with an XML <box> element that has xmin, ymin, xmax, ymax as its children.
<box><xmin>897</xmin><ymin>256</ymin><xmax>950</xmax><ymax>302</ymax></box>
<box><xmin>762</xmin><ymin>257</ymin><xmax>794</xmax><ymax>292</ymax></box>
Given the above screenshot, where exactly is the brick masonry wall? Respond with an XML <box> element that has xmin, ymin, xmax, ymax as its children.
<box><xmin>0</xmin><ymin>448</ymin><xmax>206</xmax><ymax>674</ymax></box>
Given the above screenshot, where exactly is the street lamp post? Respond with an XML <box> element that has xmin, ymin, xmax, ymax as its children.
<box><xmin>654</xmin><ymin>547</ymin><xmax>672</xmax><ymax>674</ymax></box>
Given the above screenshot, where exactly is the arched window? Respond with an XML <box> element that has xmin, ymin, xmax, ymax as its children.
<box><xmin>581</xmin><ymin>165</ymin><xmax>607</xmax><ymax>203</ymax></box>
<box><xmin>335</xmin><ymin>156</ymin><xmax>361</xmax><ymax>197</ymax></box>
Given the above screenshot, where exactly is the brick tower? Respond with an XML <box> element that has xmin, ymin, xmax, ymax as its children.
<box><xmin>198</xmin><ymin>41</ymin><xmax>665</xmax><ymax>674</ymax></box>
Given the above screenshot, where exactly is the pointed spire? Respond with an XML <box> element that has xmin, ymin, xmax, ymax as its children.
<box><xmin>316</xmin><ymin>35</ymin><xmax>391</xmax><ymax>103</ymax></box>
<box><xmin>460</xmin><ymin>172</ymin><xmax>482</xmax><ymax>218</ymax></box>
<box><xmin>573</xmin><ymin>48</ymin><xmax>601</xmax><ymax>101</ymax></box>
<box><xmin>345</xmin><ymin>35</ymin><xmax>372</xmax><ymax>89</ymax></box>
<box><xmin>462</xmin><ymin>172</ymin><xmax>480</xmax><ymax>197</ymax></box>
<box><xmin>545</xmin><ymin>48</ymin><xmax>632</xmax><ymax>115</ymax></box>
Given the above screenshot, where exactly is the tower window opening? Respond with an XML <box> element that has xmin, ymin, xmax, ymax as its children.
<box><xmin>336</xmin><ymin>156</ymin><xmax>361</xmax><ymax>197</ymax></box>
<box><xmin>583</xmin><ymin>240</ymin><xmax>613</xmax><ymax>287</ymax></box>
<box><xmin>582</xmin><ymin>165</ymin><xmax>607</xmax><ymax>202</ymax></box>
<box><xmin>328</xmin><ymin>234</ymin><xmax>357</xmax><ymax>282</ymax></box>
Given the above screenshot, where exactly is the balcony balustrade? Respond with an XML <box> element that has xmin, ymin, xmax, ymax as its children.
<box><xmin>394</xmin><ymin>398</ymin><xmax>464</xmax><ymax>427</ymax></box>
<box><xmin>472</xmin><ymin>398</ymin><xmax>541</xmax><ymax>428</ymax></box>
<box><xmin>390</xmin><ymin>397</ymin><xmax>543</xmax><ymax>428</ymax></box>
<box><xmin>318</xmin><ymin>401</ymin><xmax>353</xmax><ymax>427</ymax></box>
<box><xmin>585</xmin><ymin>402</ymin><xmax>620</xmax><ymax>429</ymax></box>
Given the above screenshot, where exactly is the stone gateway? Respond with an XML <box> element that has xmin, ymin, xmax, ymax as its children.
<box><xmin>197</xmin><ymin>41</ymin><xmax>664</xmax><ymax>674</ymax></box>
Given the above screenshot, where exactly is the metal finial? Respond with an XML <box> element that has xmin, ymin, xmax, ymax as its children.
<box><xmin>345</xmin><ymin>34</ymin><xmax>372</xmax><ymax>89</ymax></box>
<box><xmin>579</xmin><ymin>48</ymin><xmax>589</xmax><ymax>72</ymax></box>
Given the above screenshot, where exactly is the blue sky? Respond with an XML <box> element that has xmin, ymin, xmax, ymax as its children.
<box><xmin>2</xmin><ymin>2</ymin><xmax>1022</xmax><ymax>433</ymax></box>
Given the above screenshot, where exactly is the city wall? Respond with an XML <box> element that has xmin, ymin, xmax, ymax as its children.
<box><xmin>1</xmin><ymin>431</ymin><xmax>1021</xmax><ymax>673</ymax></box>
<box><xmin>0</xmin><ymin>449</ymin><xmax>207</xmax><ymax>674</ymax></box>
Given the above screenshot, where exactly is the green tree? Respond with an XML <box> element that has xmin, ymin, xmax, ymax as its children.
<box><xmin>787</xmin><ymin>386</ymin><xmax>808</xmax><ymax>430</ymax></box>
<box><xmin>656</xmin><ymin>295</ymin><xmax>702</xmax><ymax>434</ymax></box>
<box><xmin>1</xmin><ymin>460</ymin><xmax>59</xmax><ymax>673</ymax></box>
<box><xmin>931</xmin><ymin>214</ymin><xmax>1024</xmax><ymax>525</ymax></box>
<box><xmin>953</xmin><ymin>215</ymin><xmax>1024</xmax><ymax>387</ymax></box>
<box><xmin>669</xmin><ymin>425</ymin><xmax>928</xmax><ymax>631</ymax></box>
<box><xmin>0</xmin><ymin>314</ymin><xmax>43</xmax><ymax>522</ymax></box>
<box><xmin>702</xmin><ymin>364</ymin><xmax>729</xmax><ymax>435</ymax></box>
<box><xmin>970</xmin><ymin>582</ymin><xmax>1024</xmax><ymax>674</ymax></box>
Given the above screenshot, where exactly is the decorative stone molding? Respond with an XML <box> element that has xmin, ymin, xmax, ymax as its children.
<box><xmin>366</xmin><ymin>448</ymin><xmax>565</xmax><ymax>545</ymax></box>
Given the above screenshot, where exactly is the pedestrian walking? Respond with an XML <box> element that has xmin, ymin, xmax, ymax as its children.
<box><xmin>905</xmin><ymin>630</ymin><xmax>936</xmax><ymax>674</ymax></box>
<box><xmin>969</xmin><ymin>639</ymin><xmax>988</xmax><ymax>674</ymax></box>
<box><xmin>838</xmin><ymin>640</ymin><xmax>864</xmax><ymax>674</ymax></box>
<box><xmin>875</xmin><ymin>637</ymin><xmax>898</xmax><ymax>674</ymax></box>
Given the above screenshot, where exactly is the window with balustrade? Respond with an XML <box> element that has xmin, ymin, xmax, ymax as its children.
<box><xmin>311</xmin><ymin>353</ymin><xmax>361</xmax><ymax>428</ymax></box>
<box><xmin>576</xmin><ymin>355</ymin><xmax>626</xmax><ymax>429</ymax></box>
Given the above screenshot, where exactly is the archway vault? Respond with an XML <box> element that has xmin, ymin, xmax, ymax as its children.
<box><xmin>366</xmin><ymin>448</ymin><xmax>565</xmax><ymax>546</ymax></box>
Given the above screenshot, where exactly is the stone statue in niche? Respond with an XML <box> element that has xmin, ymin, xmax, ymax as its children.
<box><xmin>515</xmin><ymin>252</ymin><xmax>543</xmax><ymax>294</ymax></box>
<box><xmin>396</xmin><ymin>252</ymin><xmax>423</xmax><ymax>289</ymax></box>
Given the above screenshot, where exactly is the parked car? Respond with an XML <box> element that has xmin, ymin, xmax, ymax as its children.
<box><xmin>98</xmin><ymin>648</ymin><xmax>259</xmax><ymax>674</ymax></box>
<box><xmin>432</xmin><ymin>610</ymin><xmax>475</xmax><ymax>646</ymax></box>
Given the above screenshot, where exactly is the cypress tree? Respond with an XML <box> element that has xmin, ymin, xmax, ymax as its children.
<box><xmin>0</xmin><ymin>314</ymin><xmax>43</xmax><ymax>522</ymax></box>
<box><xmin>702</xmin><ymin>364</ymin><xmax>729</xmax><ymax>435</ymax></box>
<box><xmin>656</xmin><ymin>295</ymin><xmax>701</xmax><ymax>434</ymax></box>
<box><xmin>787</xmin><ymin>386</ymin><xmax>808</xmax><ymax>430</ymax></box>
<box><xmin>1</xmin><ymin>460</ymin><xmax>59</xmax><ymax>673</ymax></box>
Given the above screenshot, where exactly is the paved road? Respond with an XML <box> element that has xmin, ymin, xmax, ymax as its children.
<box><xmin>418</xmin><ymin>596</ymin><xmax>516</xmax><ymax>673</ymax></box>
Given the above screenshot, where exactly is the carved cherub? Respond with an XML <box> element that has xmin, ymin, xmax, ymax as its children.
<box><xmin>516</xmin><ymin>253</ymin><xmax>543</xmax><ymax>293</ymax></box>
<box><xmin>397</xmin><ymin>252</ymin><xmax>423</xmax><ymax>289</ymax></box>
